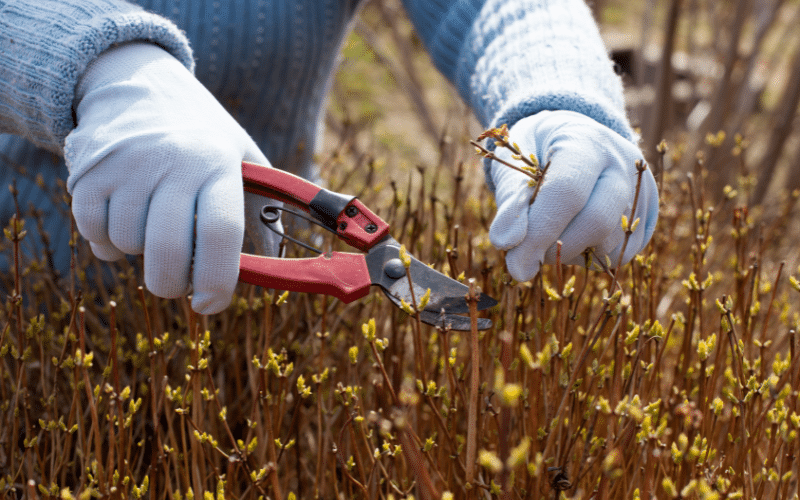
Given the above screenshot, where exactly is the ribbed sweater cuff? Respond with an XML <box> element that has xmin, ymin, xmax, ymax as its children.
<box><xmin>0</xmin><ymin>0</ymin><xmax>194</xmax><ymax>154</ymax></box>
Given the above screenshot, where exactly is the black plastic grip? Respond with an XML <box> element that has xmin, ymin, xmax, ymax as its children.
<box><xmin>308</xmin><ymin>188</ymin><xmax>355</xmax><ymax>231</ymax></box>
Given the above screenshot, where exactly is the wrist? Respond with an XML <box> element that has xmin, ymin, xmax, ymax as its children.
<box><xmin>75</xmin><ymin>42</ymin><xmax>187</xmax><ymax>107</ymax></box>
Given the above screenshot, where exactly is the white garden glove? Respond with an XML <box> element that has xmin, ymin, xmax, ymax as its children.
<box><xmin>65</xmin><ymin>42</ymin><xmax>282</xmax><ymax>314</ymax></box>
<box><xmin>489</xmin><ymin>110</ymin><xmax>658</xmax><ymax>281</ymax></box>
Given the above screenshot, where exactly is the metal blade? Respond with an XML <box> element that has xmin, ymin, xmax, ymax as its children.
<box><xmin>379</xmin><ymin>289</ymin><xmax>493</xmax><ymax>331</ymax></box>
<box><xmin>366</xmin><ymin>237</ymin><xmax>497</xmax><ymax>327</ymax></box>
<box><xmin>418</xmin><ymin>310</ymin><xmax>493</xmax><ymax>331</ymax></box>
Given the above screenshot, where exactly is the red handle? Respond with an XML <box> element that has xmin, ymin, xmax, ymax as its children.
<box><xmin>239</xmin><ymin>252</ymin><xmax>372</xmax><ymax>303</ymax></box>
<box><xmin>241</xmin><ymin>161</ymin><xmax>390</xmax><ymax>251</ymax></box>
<box><xmin>242</xmin><ymin>160</ymin><xmax>321</xmax><ymax>209</ymax></box>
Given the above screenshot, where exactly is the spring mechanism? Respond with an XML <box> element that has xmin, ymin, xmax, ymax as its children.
<box><xmin>260</xmin><ymin>205</ymin><xmax>337</xmax><ymax>255</ymax></box>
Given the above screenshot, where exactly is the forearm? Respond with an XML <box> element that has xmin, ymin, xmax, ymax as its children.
<box><xmin>0</xmin><ymin>0</ymin><xmax>193</xmax><ymax>153</ymax></box>
<box><xmin>402</xmin><ymin>0</ymin><xmax>634</xmax><ymax>141</ymax></box>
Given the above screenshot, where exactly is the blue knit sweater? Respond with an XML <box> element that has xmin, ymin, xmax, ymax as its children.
<box><xmin>0</xmin><ymin>0</ymin><xmax>632</xmax><ymax>271</ymax></box>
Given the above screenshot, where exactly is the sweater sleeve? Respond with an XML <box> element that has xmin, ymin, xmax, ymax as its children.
<box><xmin>0</xmin><ymin>0</ymin><xmax>194</xmax><ymax>154</ymax></box>
<box><xmin>400</xmin><ymin>0</ymin><xmax>636</xmax><ymax>143</ymax></box>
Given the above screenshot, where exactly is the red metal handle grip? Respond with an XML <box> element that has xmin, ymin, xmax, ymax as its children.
<box><xmin>242</xmin><ymin>161</ymin><xmax>321</xmax><ymax>209</ymax></box>
<box><xmin>241</xmin><ymin>161</ymin><xmax>390</xmax><ymax>251</ymax></box>
<box><xmin>239</xmin><ymin>252</ymin><xmax>371</xmax><ymax>303</ymax></box>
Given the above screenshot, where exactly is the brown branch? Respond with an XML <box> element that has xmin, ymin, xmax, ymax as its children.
<box><xmin>753</xmin><ymin>37</ymin><xmax>800</xmax><ymax>203</ymax></box>
<box><xmin>644</xmin><ymin>0</ymin><xmax>683</xmax><ymax>158</ymax></box>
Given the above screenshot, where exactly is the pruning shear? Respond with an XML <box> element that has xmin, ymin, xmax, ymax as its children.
<box><xmin>238</xmin><ymin>161</ymin><xmax>497</xmax><ymax>330</ymax></box>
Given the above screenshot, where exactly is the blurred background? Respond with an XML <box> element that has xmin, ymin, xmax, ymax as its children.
<box><xmin>331</xmin><ymin>0</ymin><xmax>800</xmax><ymax>211</ymax></box>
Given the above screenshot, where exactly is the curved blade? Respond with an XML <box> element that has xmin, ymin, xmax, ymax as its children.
<box><xmin>418</xmin><ymin>310</ymin><xmax>493</xmax><ymax>331</ymax></box>
<box><xmin>418</xmin><ymin>306</ymin><xmax>493</xmax><ymax>331</ymax></box>
<box><xmin>378</xmin><ymin>288</ymin><xmax>493</xmax><ymax>330</ymax></box>
<box><xmin>383</xmin><ymin>289</ymin><xmax>492</xmax><ymax>332</ymax></box>
<box><xmin>366</xmin><ymin>237</ymin><xmax>497</xmax><ymax>330</ymax></box>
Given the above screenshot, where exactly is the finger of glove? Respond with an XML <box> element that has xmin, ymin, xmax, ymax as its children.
<box><xmin>560</xmin><ymin>167</ymin><xmax>659</xmax><ymax>267</ymax></box>
<box><xmin>541</xmin><ymin>168</ymin><xmax>630</xmax><ymax>265</ymax></box>
<box><xmin>107</xmin><ymin>185</ymin><xmax>150</xmax><ymax>255</ymax></box>
<box><xmin>504</xmin><ymin>242</ymin><xmax>544</xmax><ymax>282</ymax></box>
<box><xmin>89</xmin><ymin>241</ymin><xmax>126</xmax><ymax>261</ymax></box>
<box><xmin>143</xmin><ymin>188</ymin><xmax>195</xmax><ymax>299</ymax></box>
<box><xmin>487</xmin><ymin>130</ymin><xmax>541</xmax><ymax>250</ymax></box>
<box><xmin>191</xmin><ymin>175</ymin><xmax>245</xmax><ymax>314</ymax></box>
<box><xmin>244</xmin><ymin>191</ymin><xmax>283</xmax><ymax>257</ymax></box>
<box><xmin>489</xmin><ymin>185</ymin><xmax>531</xmax><ymax>250</ymax></box>
<box><xmin>70</xmin><ymin>177</ymin><xmax>113</xmax><ymax>247</ymax></box>
<box><xmin>639</xmin><ymin>171</ymin><xmax>660</xmax><ymax>248</ymax></box>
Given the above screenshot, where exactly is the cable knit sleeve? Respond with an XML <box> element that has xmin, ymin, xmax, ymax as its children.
<box><xmin>0</xmin><ymin>0</ymin><xmax>194</xmax><ymax>154</ymax></box>
<box><xmin>401</xmin><ymin>0</ymin><xmax>636</xmax><ymax>143</ymax></box>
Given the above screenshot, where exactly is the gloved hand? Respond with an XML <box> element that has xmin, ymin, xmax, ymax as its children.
<box><xmin>489</xmin><ymin>110</ymin><xmax>658</xmax><ymax>281</ymax></box>
<box><xmin>64</xmin><ymin>42</ymin><xmax>282</xmax><ymax>314</ymax></box>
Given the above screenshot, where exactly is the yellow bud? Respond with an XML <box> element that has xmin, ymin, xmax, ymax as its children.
<box><xmin>500</xmin><ymin>384</ymin><xmax>523</xmax><ymax>406</ymax></box>
<box><xmin>418</xmin><ymin>288</ymin><xmax>431</xmax><ymax>310</ymax></box>
<box><xmin>662</xmin><ymin>477</ymin><xmax>678</xmax><ymax>498</ymax></box>
<box><xmin>478</xmin><ymin>450</ymin><xmax>503</xmax><ymax>473</ymax></box>
<box><xmin>362</xmin><ymin>318</ymin><xmax>376</xmax><ymax>342</ymax></box>
<box><xmin>348</xmin><ymin>346</ymin><xmax>359</xmax><ymax>365</ymax></box>
<box><xmin>507</xmin><ymin>438</ymin><xmax>530</xmax><ymax>469</ymax></box>
<box><xmin>399</xmin><ymin>245</ymin><xmax>412</xmax><ymax>268</ymax></box>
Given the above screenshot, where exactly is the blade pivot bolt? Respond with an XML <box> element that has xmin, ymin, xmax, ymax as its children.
<box><xmin>384</xmin><ymin>258</ymin><xmax>406</xmax><ymax>279</ymax></box>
